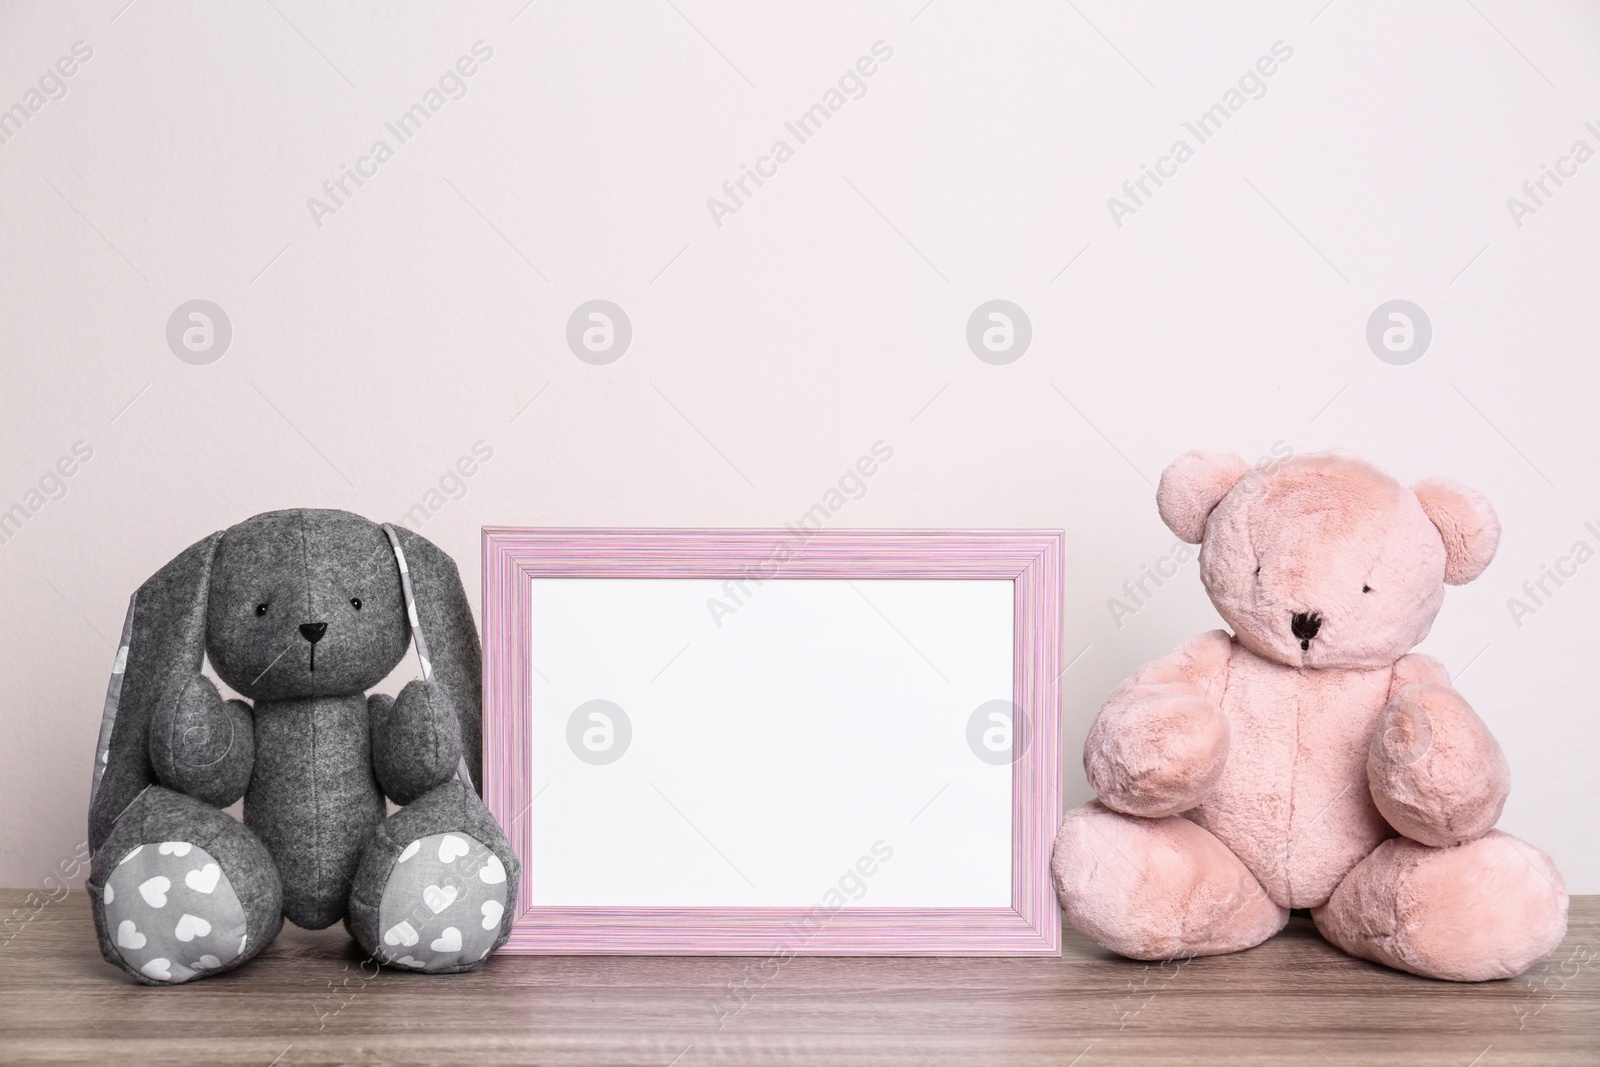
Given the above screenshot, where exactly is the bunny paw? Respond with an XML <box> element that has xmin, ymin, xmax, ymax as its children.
<box><xmin>374</xmin><ymin>833</ymin><xmax>507</xmax><ymax>972</ymax></box>
<box><xmin>101</xmin><ymin>843</ymin><xmax>249</xmax><ymax>985</ymax></box>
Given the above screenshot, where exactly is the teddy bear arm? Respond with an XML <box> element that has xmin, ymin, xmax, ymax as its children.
<box><xmin>1388</xmin><ymin>652</ymin><xmax>1452</xmax><ymax>692</ymax></box>
<box><xmin>148</xmin><ymin>674</ymin><xmax>255</xmax><ymax>808</ymax></box>
<box><xmin>370</xmin><ymin>680</ymin><xmax>464</xmax><ymax>806</ymax></box>
<box><xmin>1367</xmin><ymin>678</ymin><xmax>1510</xmax><ymax>847</ymax></box>
<box><xmin>1085</xmin><ymin>632</ymin><xmax>1232</xmax><ymax>818</ymax></box>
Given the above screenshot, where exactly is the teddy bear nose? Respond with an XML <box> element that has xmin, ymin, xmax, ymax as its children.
<box><xmin>299</xmin><ymin>622</ymin><xmax>328</xmax><ymax>644</ymax></box>
<box><xmin>1290</xmin><ymin>612</ymin><xmax>1321</xmax><ymax>642</ymax></box>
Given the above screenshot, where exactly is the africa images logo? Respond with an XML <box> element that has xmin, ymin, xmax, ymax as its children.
<box><xmin>305</xmin><ymin>42</ymin><xmax>494</xmax><ymax>228</ymax></box>
<box><xmin>0</xmin><ymin>40</ymin><xmax>94</xmax><ymax>148</ymax></box>
<box><xmin>1105</xmin><ymin>41</ymin><xmax>1294</xmax><ymax>228</ymax></box>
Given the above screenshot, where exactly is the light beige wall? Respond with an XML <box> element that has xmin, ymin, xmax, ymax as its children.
<box><xmin>2</xmin><ymin>1</ymin><xmax>1597</xmax><ymax>891</ymax></box>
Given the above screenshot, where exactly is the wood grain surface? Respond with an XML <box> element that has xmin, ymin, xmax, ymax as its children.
<box><xmin>1</xmin><ymin>890</ymin><xmax>1594</xmax><ymax>1066</ymax></box>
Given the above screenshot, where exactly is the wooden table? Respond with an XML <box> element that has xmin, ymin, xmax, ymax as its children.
<box><xmin>2</xmin><ymin>890</ymin><xmax>1595</xmax><ymax>1065</ymax></box>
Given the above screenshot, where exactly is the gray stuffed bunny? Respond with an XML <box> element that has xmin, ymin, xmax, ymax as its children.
<box><xmin>85</xmin><ymin>509</ymin><xmax>519</xmax><ymax>984</ymax></box>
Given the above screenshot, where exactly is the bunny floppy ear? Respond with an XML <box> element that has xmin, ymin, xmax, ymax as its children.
<box><xmin>1414</xmin><ymin>478</ymin><xmax>1500</xmax><ymax>584</ymax></box>
<box><xmin>382</xmin><ymin>524</ymin><xmax>484</xmax><ymax>794</ymax></box>
<box><xmin>88</xmin><ymin>530</ymin><xmax>223</xmax><ymax>852</ymax></box>
<box><xmin>1156</xmin><ymin>452</ymin><xmax>1250</xmax><ymax>544</ymax></box>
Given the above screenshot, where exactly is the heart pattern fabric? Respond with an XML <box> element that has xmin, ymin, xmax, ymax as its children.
<box><xmin>375</xmin><ymin>832</ymin><xmax>507</xmax><ymax>972</ymax></box>
<box><xmin>423</xmin><ymin>884</ymin><xmax>458</xmax><ymax>914</ymax></box>
<box><xmin>185</xmin><ymin>863</ymin><xmax>221</xmax><ymax>894</ymax></box>
<box><xmin>100</xmin><ymin>841</ymin><xmax>248</xmax><ymax>984</ymax></box>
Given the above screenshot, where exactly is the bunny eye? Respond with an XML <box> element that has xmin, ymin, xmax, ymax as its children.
<box><xmin>350</xmin><ymin>597</ymin><xmax>362</xmax><ymax>611</ymax></box>
<box><xmin>254</xmin><ymin>602</ymin><xmax>270</xmax><ymax>617</ymax></box>
<box><xmin>1362</xmin><ymin>584</ymin><xmax>1372</xmax><ymax>593</ymax></box>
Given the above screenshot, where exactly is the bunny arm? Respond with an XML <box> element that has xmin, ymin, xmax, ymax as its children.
<box><xmin>148</xmin><ymin>675</ymin><xmax>255</xmax><ymax>808</ymax></box>
<box><xmin>369</xmin><ymin>679</ymin><xmax>463</xmax><ymax>806</ymax></box>
<box><xmin>1085</xmin><ymin>629</ymin><xmax>1233</xmax><ymax>818</ymax></box>
<box><xmin>1366</xmin><ymin>654</ymin><xmax>1510</xmax><ymax>847</ymax></box>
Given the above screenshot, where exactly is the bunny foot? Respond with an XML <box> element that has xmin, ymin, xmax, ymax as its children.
<box><xmin>89</xmin><ymin>787</ymin><xmax>281</xmax><ymax>984</ymax></box>
<box><xmin>347</xmin><ymin>781</ymin><xmax>517</xmax><ymax>973</ymax></box>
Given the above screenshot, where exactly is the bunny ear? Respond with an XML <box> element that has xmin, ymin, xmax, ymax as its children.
<box><xmin>383</xmin><ymin>525</ymin><xmax>483</xmax><ymax>794</ymax></box>
<box><xmin>1414</xmin><ymin>478</ymin><xmax>1500</xmax><ymax>584</ymax></box>
<box><xmin>1156</xmin><ymin>452</ymin><xmax>1250</xmax><ymax>543</ymax></box>
<box><xmin>88</xmin><ymin>531</ymin><xmax>222</xmax><ymax>852</ymax></box>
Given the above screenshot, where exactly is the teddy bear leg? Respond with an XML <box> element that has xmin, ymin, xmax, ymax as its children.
<box><xmin>1312</xmin><ymin>830</ymin><xmax>1568</xmax><ymax>981</ymax></box>
<box><xmin>88</xmin><ymin>786</ymin><xmax>282</xmax><ymax>985</ymax></box>
<box><xmin>346</xmin><ymin>780</ymin><xmax>519</xmax><ymax>973</ymax></box>
<box><xmin>1052</xmin><ymin>803</ymin><xmax>1288</xmax><ymax>960</ymax></box>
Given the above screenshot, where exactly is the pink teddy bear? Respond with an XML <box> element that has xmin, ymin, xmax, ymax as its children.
<box><xmin>1053</xmin><ymin>450</ymin><xmax>1568</xmax><ymax>981</ymax></box>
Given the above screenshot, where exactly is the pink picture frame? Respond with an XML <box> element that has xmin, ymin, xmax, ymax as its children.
<box><xmin>481</xmin><ymin>528</ymin><xmax>1063</xmax><ymax>955</ymax></box>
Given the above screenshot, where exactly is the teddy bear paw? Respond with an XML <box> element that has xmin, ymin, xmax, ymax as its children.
<box><xmin>1314</xmin><ymin>831</ymin><xmax>1568</xmax><ymax>981</ymax></box>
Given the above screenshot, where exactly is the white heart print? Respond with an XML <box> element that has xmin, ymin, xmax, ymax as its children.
<box><xmin>431</xmin><ymin>927</ymin><xmax>462</xmax><ymax>953</ymax></box>
<box><xmin>141</xmin><ymin>958</ymin><xmax>172</xmax><ymax>981</ymax></box>
<box><xmin>192</xmin><ymin>955</ymin><xmax>222</xmax><ymax>970</ymax></box>
<box><xmin>118</xmin><ymin>845</ymin><xmax>143</xmax><ymax>866</ymax></box>
<box><xmin>186</xmin><ymin>864</ymin><xmax>221</xmax><ymax>894</ymax></box>
<box><xmin>138</xmin><ymin>876</ymin><xmax>171</xmax><ymax>908</ymax></box>
<box><xmin>116</xmin><ymin>920</ymin><xmax>146</xmax><ymax>950</ymax></box>
<box><xmin>481</xmin><ymin>900</ymin><xmax>503</xmax><ymax>930</ymax></box>
<box><xmin>423</xmin><ymin>885</ymin><xmax>459</xmax><ymax>914</ymax></box>
<box><xmin>437</xmin><ymin>835</ymin><xmax>469</xmax><ymax>863</ymax></box>
<box><xmin>103</xmin><ymin>884</ymin><xmax>114</xmax><ymax>904</ymax></box>
<box><xmin>158</xmin><ymin>841</ymin><xmax>192</xmax><ymax>857</ymax></box>
<box><xmin>383</xmin><ymin>921</ymin><xmax>419</xmax><ymax>947</ymax></box>
<box><xmin>399</xmin><ymin>840</ymin><xmax>421</xmax><ymax>863</ymax></box>
<box><xmin>174</xmin><ymin>913</ymin><xmax>212</xmax><ymax>942</ymax></box>
<box><xmin>479</xmin><ymin>855</ymin><xmax>506</xmax><ymax>885</ymax></box>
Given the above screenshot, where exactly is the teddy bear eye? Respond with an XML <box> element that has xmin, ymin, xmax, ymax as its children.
<box><xmin>255</xmin><ymin>602</ymin><xmax>269</xmax><ymax>617</ymax></box>
<box><xmin>350</xmin><ymin>597</ymin><xmax>362</xmax><ymax>611</ymax></box>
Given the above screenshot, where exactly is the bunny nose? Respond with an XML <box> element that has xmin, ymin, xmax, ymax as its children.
<box><xmin>299</xmin><ymin>622</ymin><xmax>328</xmax><ymax>644</ymax></box>
<box><xmin>1291</xmin><ymin>612</ymin><xmax>1321</xmax><ymax>648</ymax></box>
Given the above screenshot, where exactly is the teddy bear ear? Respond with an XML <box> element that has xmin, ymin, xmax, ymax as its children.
<box><xmin>1157</xmin><ymin>451</ymin><xmax>1251</xmax><ymax>544</ymax></box>
<box><xmin>1414</xmin><ymin>478</ymin><xmax>1500</xmax><ymax>584</ymax></box>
